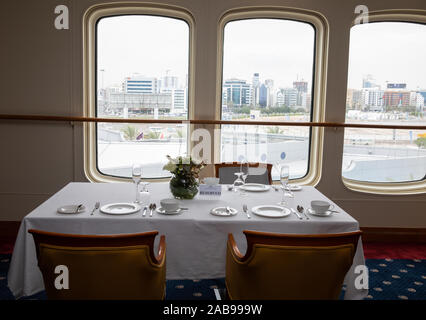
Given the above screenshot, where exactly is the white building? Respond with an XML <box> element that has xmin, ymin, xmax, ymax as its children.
<box><xmin>124</xmin><ymin>76</ymin><xmax>158</xmax><ymax>94</ymax></box>
<box><xmin>161</xmin><ymin>88</ymin><xmax>187</xmax><ymax>114</ymax></box>
<box><xmin>277</xmin><ymin>88</ymin><xmax>298</xmax><ymax>107</ymax></box>
<box><xmin>410</xmin><ymin>92</ymin><xmax>425</xmax><ymax>110</ymax></box>
<box><xmin>362</xmin><ymin>89</ymin><xmax>384</xmax><ymax>111</ymax></box>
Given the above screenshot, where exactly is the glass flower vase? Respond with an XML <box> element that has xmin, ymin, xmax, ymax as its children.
<box><xmin>169</xmin><ymin>175</ymin><xmax>199</xmax><ymax>200</ymax></box>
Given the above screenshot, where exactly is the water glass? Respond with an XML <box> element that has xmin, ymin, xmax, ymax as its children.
<box><xmin>132</xmin><ymin>163</ymin><xmax>142</xmax><ymax>203</ymax></box>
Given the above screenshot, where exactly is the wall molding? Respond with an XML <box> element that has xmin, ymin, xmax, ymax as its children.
<box><xmin>361</xmin><ymin>227</ymin><xmax>426</xmax><ymax>243</ymax></box>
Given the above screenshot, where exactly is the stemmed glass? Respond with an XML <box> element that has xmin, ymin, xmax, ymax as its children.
<box><xmin>233</xmin><ymin>172</ymin><xmax>244</xmax><ymax>192</ymax></box>
<box><xmin>278</xmin><ymin>165</ymin><xmax>290</xmax><ymax>206</ymax></box>
<box><xmin>240</xmin><ymin>161</ymin><xmax>249</xmax><ymax>196</ymax></box>
<box><xmin>132</xmin><ymin>163</ymin><xmax>142</xmax><ymax>204</ymax></box>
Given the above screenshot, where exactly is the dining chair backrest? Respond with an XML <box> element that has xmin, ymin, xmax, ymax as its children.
<box><xmin>215</xmin><ymin>162</ymin><xmax>273</xmax><ymax>185</ymax></box>
<box><xmin>28</xmin><ymin>229</ymin><xmax>166</xmax><ymax>300</ymax></box>
<box><xmin>226</xmin><ymin>230</ymin><xmax>362</xmax><ymax>300</ymax></box>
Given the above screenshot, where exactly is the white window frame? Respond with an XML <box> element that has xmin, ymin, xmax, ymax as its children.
<box><xmin>83</xmin><ymin>3</ymin><xmax>195</xmax><ymax>182</ymax></box>
<box><xmin>215</xmin><ymin>7</ymin><xmax>329</xmax><ymax>186</ymax></box>
<box><xmin>342</xmin><ymin>10</ymin><xmax>426</xmax><ymax>195</ymax></box>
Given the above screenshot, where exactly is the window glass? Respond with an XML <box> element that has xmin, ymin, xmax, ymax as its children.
<box><xmin>343</xmin><ymin>22</ymin><xmax>426</xmax><ymax>183</ymax></box>
<box><xmin>96</xmin><ymin>15</ymin><xmax>189</xmax><ymax>178</ymax></box>
<box><xmin>220</xmin><ymin>19</ymin><xmax>315</xmax><ymax>180</ymax></box>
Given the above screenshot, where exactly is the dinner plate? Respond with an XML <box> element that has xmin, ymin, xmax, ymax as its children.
<box><xmin>287</xmin><ymin>184</ymin><xmax>302</xmax><ymax>191</ymax></box>
<box><xmin>239</xmin><ymin>183</ymin><xmax>270</xmax><ymax>192</ymax></box>
<box><xmin>307</xmin><ymin>208</ymin><xmax>334</xmax><ymax>217</ymax></box>
<box><xmin>251</xmin><ymin>205</ymin><xmax>291</xmax><ymax>218</ymax></box>
<box><xmin>156</xmin><ymin>207</ymin><xmax>183</xmax><ymax>215</ymax></box>
<box><xmin>210</xmin><ymin>207</ymin><xmax>237</xmax><ymax>217</ymax></box>
<box><xmin>57</xmin><ymin>205</ymin><xmax>86</xmax><ymax>214</ymax></box>
<box><xmin>100</xmin><ymin>203</ymin><xmax>141</xmax><ymax>215</ymax></box>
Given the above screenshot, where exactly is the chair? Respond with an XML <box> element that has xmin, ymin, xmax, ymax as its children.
<box><xmin>28</xmin><ymin>229</ymin><xmax>166</xmax><ymax>300</ymax></box>
<box><xmin>226</xmin><ymin>230</ymin><xmax>362</xmax><ymax>300</ymax></box>
<box><xmin>215</xmin><ymin>162</ymin><xmax>273</xmax><ymax>185</ymax></box>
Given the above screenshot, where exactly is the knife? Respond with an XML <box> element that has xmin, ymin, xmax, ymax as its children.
<box><xmin>291</xmin><ymin>208</ymin><xmax>303</xmax><ymax>220</ymax></box>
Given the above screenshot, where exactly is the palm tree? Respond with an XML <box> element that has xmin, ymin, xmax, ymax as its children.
<box><xmin>176</xmin><ymin>128</ymin><xmax>184</xmax><ymax>140</ymax></box>
<box><xmin>121</xmin><ymin>125</ymin><xmax>137</xmax><ymax>141</ymax></box>
<box><xmin>146</xmin><ymin>131</ymin><xmax>161</xmax><ymax>139</ymax></box>
<box><xmin>266</xmin><ymin>126</ymin><xmax>283</xmax><ymax>134</ymax></box>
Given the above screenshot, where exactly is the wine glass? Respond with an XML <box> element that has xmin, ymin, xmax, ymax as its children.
<box><xmin>233</xmin><ymin>172</ymin><xmax>244</xmax><ymax>192</ymax></box>
<box><xmin>278</xmin><ymin>165</ymin><xmax>290</xmax><ymax>206</ymax></box>
<box><xmin>241</xmin><ymin>161</ymin><xmax>249</xmax><ymax>184</ymax></box>
<box><xmin>132</xmin><ymin>163</ymin><xmax>142</xmax><ymax>203</ymax></box>
<box><xmin>240</xmin><ymin>161</ymin><xmax>249</xmax><ymax>196</ymax></box>
<box><xmin>274</xmin><ymin>161</ymin><xmax>282</xmax><ymax>181</ymax></box>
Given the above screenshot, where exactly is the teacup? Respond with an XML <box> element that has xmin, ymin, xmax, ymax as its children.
<box><xmin>311</xmin><ymin>200</ymin><xmax>334</xmax><ymax>214</ymax></box>
<box><xmin>160</xmin><ymin>198</ymin><xmax>180</xmax><ymax>212</ymax></box>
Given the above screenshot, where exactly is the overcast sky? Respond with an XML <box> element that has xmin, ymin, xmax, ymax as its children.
<box><xmin>97</xmin><ymin>16</ymin><xmax>425</xmax><ymax>91</ymax></box>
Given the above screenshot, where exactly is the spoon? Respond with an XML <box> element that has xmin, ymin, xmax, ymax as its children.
<box><xmin>297</xmin><ymin>205</ymin><xmax>309</xmax><ymax>220</ymax></box>
<box><xmin>75</xmin><ymin>204</ymin><xmax>83</xmax><ymax>214</ymax></box>
<box><xmin>150</xmin><ymin>203</ymin><xmax>156</xmax><ymax>217</ymax></box>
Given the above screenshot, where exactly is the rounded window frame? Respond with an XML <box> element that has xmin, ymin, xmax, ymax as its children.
<box><xmin>342</xmin><ymin>10</ymin><xmax>426</xmax><ymax>195</ymax></box>
<box><xmin>214</xmin><ymin>7</ymin><xmax>330</xmax><ymax>186</ymax></box>
<box><xmin>82</xmin><ymin>3</ymin><xmax>195</xmax><ymax>182</ymax></box>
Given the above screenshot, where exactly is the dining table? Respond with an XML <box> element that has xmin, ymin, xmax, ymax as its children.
<box><xmin>7</xmin><ymin>181</ymin><xmax>368</xmax><ymax>300</ymax></box>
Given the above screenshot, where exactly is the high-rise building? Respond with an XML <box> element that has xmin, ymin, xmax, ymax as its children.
<box><xmin>362</xmin><ymin>74</ymin><xmax>378</xmax><ymax>89</ymax></box>
<box><xmin>161</xmin><ymin>88</ymin><xmax>187</xmax><ymax>113</ymax></box>
<box><xmin>293</xmin><ymin>80</ymin><xmax>308</xmax><ymax>93</ymax></box>
<box><xmin>162</xmin><ymin>75</ymin><xmax>179</xmax><ymax>89</ymax></box>
<box><xmin>259</xmin><ymin>84</ymin><xmax>268</xmax><ymax>107</ymax></box>
<box><xmin>223</xmin><ymin>79</ymin><xmax>252</xmax><ymax>107</ymax></box>
<box><xmin>251</xmin><ymin>73</ymin><xmax>260</xmax><ymax>106</ymax></box>
<box><xmin>362</xmin><ymin>89</ymin><xmax>384</xmax><ymax>110</ymax></box>
<box><xmin>276</xmin><ymin>88</ymin><xmax>298</xmax><ymax>107</ymax></box>
<box><xmin>124</xmin><ymin>76</ymin><xmax>158</xmax><ymax>94</ymax></box>
<box><xmin>265</xmin><ymin>79</ymin><xmax>274</xmax><ymax>107</ymax></box>
<box><xmin>383</xmin><ymin>91</ymin><xmax>410</xmax><ymax>107</ymax></box>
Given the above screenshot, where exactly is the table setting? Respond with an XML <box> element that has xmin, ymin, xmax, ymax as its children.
<box><xmin>7</xmin><ymin>156</ymin><xmax>367</xmax><ymax>300</ymax></box>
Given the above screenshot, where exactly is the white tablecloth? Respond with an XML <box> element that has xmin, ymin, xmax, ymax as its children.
<box><xmin>8</xmin><ymin>182</ymin><xmax>367</xmax><ymax>299</ymax></box>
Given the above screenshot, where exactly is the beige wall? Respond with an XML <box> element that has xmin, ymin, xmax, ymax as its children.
<box><xmin>0</xmin><ymin>0</ymin><xmax>425</xmax><ymax>227</ymax></box>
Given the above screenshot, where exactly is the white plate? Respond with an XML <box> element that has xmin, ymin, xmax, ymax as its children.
<box><xmin>288</xmin><ymin>184</ymin><xmax>302</xmax><ymax>191</ymax></box>
<box><xmin>210</xmin><ymin>207</ymin><xmax>237</xmax><ymax>217</ymax></box>
<box><xmin>156</xmin><ymin>207</ymin><xmax>183</xmax><ymax>215</ymax></box>
<box><xmin>239</xmin><ymin>183</ymin><xmax>270</xmax><ymax>192</ymax></box>
<box><xmin>307</xmin><ymin>208</ymin><xmax>334</xmax><ymax>217</ymax></box>
<box><xmin>57</xmin><ymin>205</ymin><xmax>86</xmax><ymax>214</ymax></box>
<box><xmin>251</xmin><ymin>205</ymin><xmax>291</xmax><ymax>218</ymax></box>
<box><xmin>100</xmin><ymin>203</ymin><xmax>141</xmax><ymax>215</ymax></box>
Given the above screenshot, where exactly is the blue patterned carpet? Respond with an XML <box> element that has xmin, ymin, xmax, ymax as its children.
<box><xmin>0</xmin><ymin>254</ymin><xmax>424</xmax><ymax>300</ymax></box>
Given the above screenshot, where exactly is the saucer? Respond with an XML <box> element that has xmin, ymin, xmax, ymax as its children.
<box><xmin>156</xmin><ymin>207</ymin><xmax>183</xmax><ymax>215</ymax></box>
<box><xmin>57</xmin><ymin>205</ymin><xmax>86</xmax><ymax>214</ymax></box>
<box><xmin>210</xmin><ymin>207</ymin><xmax>237</xmax><ymax>216</ymax></box>
<box><xmin>307</xmin><ymin>208</ymin><xmax>334</xmax><ymax>217</ymax></box>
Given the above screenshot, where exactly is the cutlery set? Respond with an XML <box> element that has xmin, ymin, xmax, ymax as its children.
<box><xmin>141</xmin><ymin>203</ymin><xmax>156</xmax><ymax>217</ymax></box>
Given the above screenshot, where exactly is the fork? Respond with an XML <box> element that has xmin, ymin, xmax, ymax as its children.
<box><xmin>90</xmin><ymin>202</ymin><xmax>100</xmax><ymax>215</ymax></box>
<box><xmin>243</xmin><ymin>204</ymin><xmax>251</xmax><ymax>219</ymax></box>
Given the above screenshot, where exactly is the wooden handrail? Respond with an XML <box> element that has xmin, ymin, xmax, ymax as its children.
<box><xmin>0</xmin><ymin>114</ymin><xmax>425</xmax><ymax>130</ymax></box>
